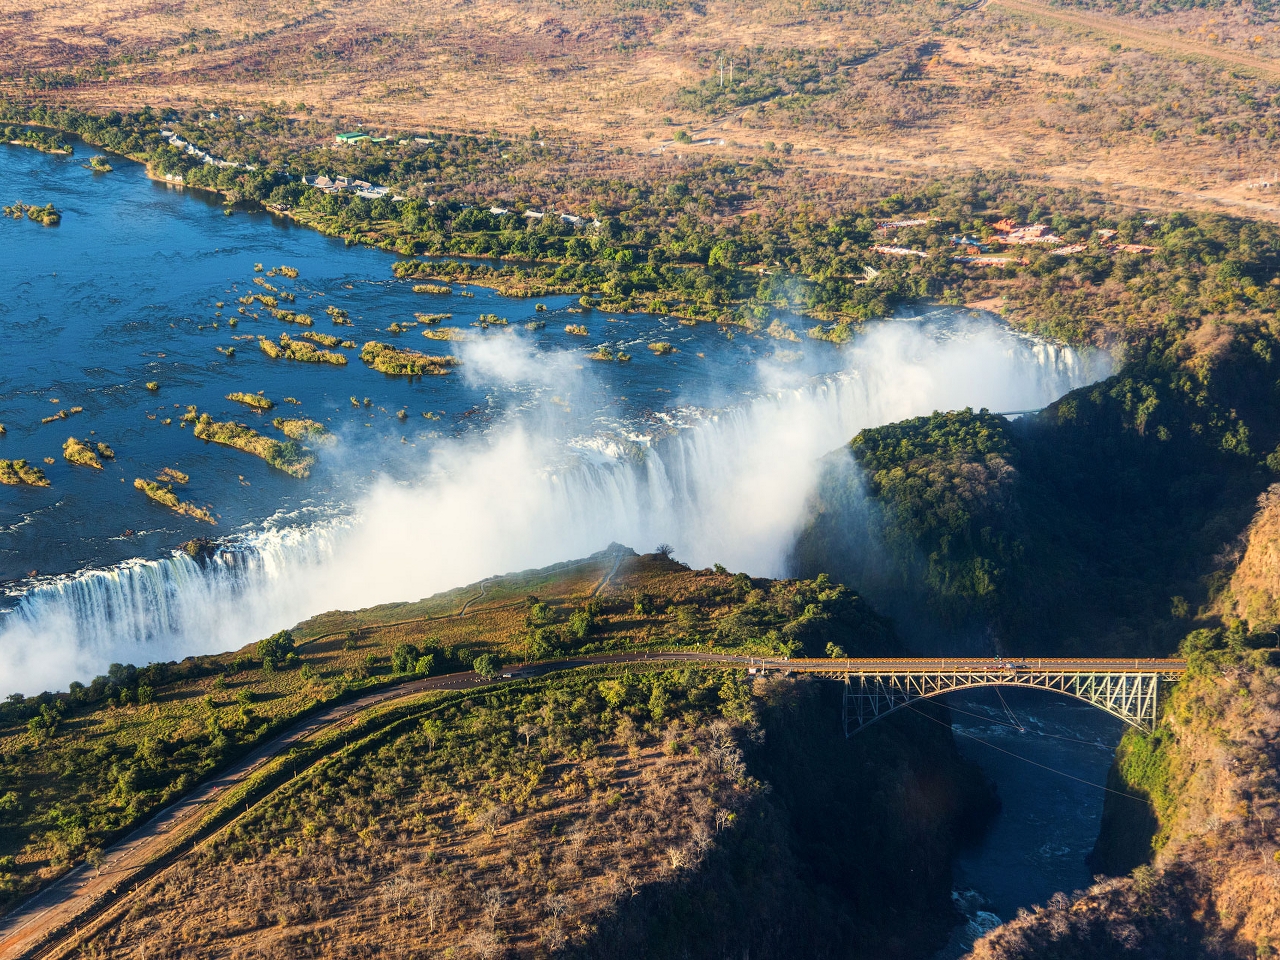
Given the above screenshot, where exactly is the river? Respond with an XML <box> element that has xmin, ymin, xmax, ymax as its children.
<box><xmin>934</xmin><ymin>689</ymin><xmax>1126</xmax><ymax>957</ymax></box>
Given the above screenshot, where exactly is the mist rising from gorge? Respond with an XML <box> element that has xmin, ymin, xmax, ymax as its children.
<box><xmin>0</xmin><ymin>317</ymin><xmax>1109</xmax><ymax>693</ymax></box>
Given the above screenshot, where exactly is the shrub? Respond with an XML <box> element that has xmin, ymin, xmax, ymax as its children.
<box><xmin>226</xmin><ymin>392</ymin><xmax>273</xmax><ymax>411</ymax></box>
<box><xmin>472</xmin><ymin>654</ymin><xmax>500</xmax><ymax>679</ymax></box>
<box><xmin>0</xmin><ymin>460</ymin><xmax>49</xmax><ymax>487</ymax></box>
<box><xmin>256</xmin><ymin>630</ymin><xmax>295</xmax><ymax>669</ymax></box>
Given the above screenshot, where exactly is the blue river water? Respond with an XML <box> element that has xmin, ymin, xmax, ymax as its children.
<box><xmin>933</xmin><ymin>690</ymin><xmax>1126</xmax><ymax>957</ymax></box>
<box><xmin>0</xmin><ymin>136</ymin><xmax>852</xmax><ymax>587</ymax></box>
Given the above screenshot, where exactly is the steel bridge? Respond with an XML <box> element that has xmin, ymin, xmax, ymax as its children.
<box><xmin>744</xmin><ymin>657</ymin><xmax>1188</xmax><ymax>735</ymax></box>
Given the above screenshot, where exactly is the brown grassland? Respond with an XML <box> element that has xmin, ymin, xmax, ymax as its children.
<box><xmin>1</xmin><ymin>551</ymin><xmax>987</xmax><ymax>959</ymax></box>
<box><xmin>2</xmin><ymin>0</ymin><xmax>1279</xmax><ymax>217</ymax></box>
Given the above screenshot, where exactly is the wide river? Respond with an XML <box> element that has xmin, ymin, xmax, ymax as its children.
<box><xmin>1</xmin><ymin>137</ymin><xmax>1129</xmax><ymax>950</ymax></box>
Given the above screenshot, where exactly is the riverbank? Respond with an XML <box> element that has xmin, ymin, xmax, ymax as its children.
<box><xmin>17</xmin><ymin>99</ymin><xmax>1278</xmax><ymax>356</ymax></box>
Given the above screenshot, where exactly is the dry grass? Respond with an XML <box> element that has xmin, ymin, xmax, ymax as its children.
<box><xmin>72</xmin><ymin>671</ymin><xmax>759</xmax><ymax>959</ymax></box>
<box><xmin>3</xmin><ymin>0</ymin><xmax>1280</xmax><ymax>217</ymax></box>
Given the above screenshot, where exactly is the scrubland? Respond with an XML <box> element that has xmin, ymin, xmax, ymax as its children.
<box><xmin>972</xmin><ymin>630</ymin><xmax>1280</xmax><ymax>960</ymax></box>
<box><xmin>2</xmin><ymin>0</ymin><xmax>1279</xmax><ymax>214</ymax></box>
<box><xmin>0</xmin><ymin>553</ymin><xmax>895</xmax><ymax>917</ymax></box>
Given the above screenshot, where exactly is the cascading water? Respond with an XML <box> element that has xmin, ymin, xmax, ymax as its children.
<box><xmin>0</xmin><ymin>520</ymin><xmax>347</xmax><ymax>690</ymax></box>
<box><xmin>0</xmin><ymin>318</ymin><xmax>1109</xmax><ymax>693</ymax></box>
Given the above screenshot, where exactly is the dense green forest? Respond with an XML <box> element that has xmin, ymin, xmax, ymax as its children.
<box><xmin>795</xmin><ymin>327</ymin><xmax>1280</xmax><ymax>656</ymax></box>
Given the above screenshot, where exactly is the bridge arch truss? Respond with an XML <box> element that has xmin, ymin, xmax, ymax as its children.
<box><xmin>839</xmin><ymin>665</ymin><xmax>1183</xmax><ymax>736</ymax></box>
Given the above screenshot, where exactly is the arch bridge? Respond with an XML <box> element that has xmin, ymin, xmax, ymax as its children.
<box><xmin>750</xmin><ymin>657</ymin><xmax>1187</xmax><ymax>735</ymax></box>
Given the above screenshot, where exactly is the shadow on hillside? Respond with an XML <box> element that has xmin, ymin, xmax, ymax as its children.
<box><xmin>568</xmin><ymin>679</ymin><xmax>997</xmax><ymax>960</ymax></box>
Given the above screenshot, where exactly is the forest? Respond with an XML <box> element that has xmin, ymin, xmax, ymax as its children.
<box><xmin>794</xmin><ymin>319</ymin><xmax>1280</xmax><ymax>656</ymax></box>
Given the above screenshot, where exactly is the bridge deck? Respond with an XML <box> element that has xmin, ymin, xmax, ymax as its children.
<box><xmin>772</xmin><ymin>657</ymin><xmax>1186</xmax><ymax>675</ymax></box>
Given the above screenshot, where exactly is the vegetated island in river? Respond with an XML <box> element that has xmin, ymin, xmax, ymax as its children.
<box><xmin>360</xmin><ymin>341</ymin><xmax>459</xmax><ymax>376</ymax></box>
<box><xmin>259</xmin><ymin>334</ymin><xmax>348</xmax><ymax>365</ymax></box>
<box><xmin>62</xmin><ymin>436</ymin><xmax>113</xmax><ymax>469</ymax></box>
<box><xmin>226</xmin><ymin>392</ymin><xmax>274</xmax><ymax>411</ymax></box>
<box><xmin>0</xmin><ymin>459</ymin><xmax>49</xmax><ymax>487</ymax></box>
<box><xmin>192</xmin><ymin>413</ymin><xmax>316</xmax><ymax>478</ymax></box>
<box><xmin>133</xmin><ymin>478</ymin><xmax>215</xmax><ymax>524</ymax></box>
<box><xmin>3</xmin><ymin>202</ymin><xmax>60</xmax><ymax>225</ymax></box>
<box><xmin>299</xmin><ymin>331</ymin><xmax>349</xmax><ymax>348</ymax></box>
<box><xmin>272</xmin><ymin>417</ymin><xmax>332</xmax><ymax>443</ymax></box>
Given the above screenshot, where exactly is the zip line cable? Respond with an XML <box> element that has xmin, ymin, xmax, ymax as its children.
<box><xmin>904</xmin><ymin>702</ymin><xmax>1151</xmax><ymax>804</ymax></box>
<box><xmin>994</xmin><ymin>686</ymin><xmax>1024</xmax><ymax>731</ymax></box>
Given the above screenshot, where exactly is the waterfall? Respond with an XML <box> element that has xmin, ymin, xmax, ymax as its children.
<box><xmin>0</xmin><ymin>522</ymin><xmax>347</xmax><ymax>691</ymax></box>
<box><xmin>0</xmin><ymin>318</ymin><xmax>1107</xmax><ymax>693</ymax></box>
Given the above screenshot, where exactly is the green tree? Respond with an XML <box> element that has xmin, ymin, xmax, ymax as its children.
<box><xmin>473</xmin><ymin>654</ymin><xmax>500</xmax><ymax>679</ymax></box>
<box><xmin>419</xmin><ymin>718</ymin><xmax>443</xmax><ymax>752</ymax></box>
<box><xmin>565</xmin><ymin>608</ymin><xmax>594</xmax><ymax>641</ymax></box>
<box><xmin>256</xmin><ymin>630</ymin><xmax>295</xmax><ymax>669</ymax></box>
<box><xmin>392</xmin><ymin>643</ymin><xmax>419</xmax><ymax>673</ymax></box>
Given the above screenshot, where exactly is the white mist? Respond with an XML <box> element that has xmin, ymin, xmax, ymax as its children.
<box><xmin>0</xmin><ymin>318</ymin><xmax>1108</xmax><ymax>693</ymax></box>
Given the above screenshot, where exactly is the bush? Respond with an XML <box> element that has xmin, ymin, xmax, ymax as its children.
<box><xmin>256</xmin><ymin>630</ymin><xmax>295</xmax><ymax>669</ymax></box>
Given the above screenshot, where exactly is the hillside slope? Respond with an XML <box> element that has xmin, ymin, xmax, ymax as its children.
<box><xmin>964</xmin><ymin>474</ymin><xmax>1280</xmax><ymax>959</ymax></box>
<box><xmin>49</xmin><ymin>672</ymin><xmax>994</xmax><ymax>960</ymax></box>
<box><xmin>1223</xmin><ymin>484</ymin><xmax>1280</xmax><ymax>633</ymax></box>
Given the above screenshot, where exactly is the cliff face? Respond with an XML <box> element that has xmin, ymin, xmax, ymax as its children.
<box><xmin>67</xmin><ymin>671</ymin><xmax>994</xmax><ymax>960</ymax></box>
<box><xmin>792</xmin><ymin>341</ymin><xmax>1280</xmax><ymax>659</ymax></box>
<box><xmin>1224</xmin><ymin>484</ymin><xmax>1280</xmax><ymax>633</ymax></box>
<box><xmin>576</xmin><ymin>677</ymin><xmax>998</xmax><ymax>960</ymax></box>
<box><xmin>970</xmin><ymin>641</ymin><xmax>1280</xmax><ymax>960</ymax></box>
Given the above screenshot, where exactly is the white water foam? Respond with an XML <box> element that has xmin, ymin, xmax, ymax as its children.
<box><xmin>0</xmin><ymin>318</ymin><xmax>1108</xmax><ymax>693</ymax></box>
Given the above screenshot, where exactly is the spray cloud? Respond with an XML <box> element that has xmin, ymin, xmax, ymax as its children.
<box><xmin>0</xmin><ymin>318</ymin><xmax>1107</xmax><ymax>693</ymax></box>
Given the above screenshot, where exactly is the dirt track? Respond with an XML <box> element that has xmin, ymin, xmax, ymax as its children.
<box><xmin>0</xmin><ymin>646</ymin><xmax>1187</xmax><ymax>959</ymax></box>
<box><xmin>0</xmin><ymin>648</ymin><xmax>735</xmax><ymax>960</ymax></box>
<box><xmin>991</xmin><ymin>0</ymin><xmax>1280</xmax><ymax>79</ymax></box>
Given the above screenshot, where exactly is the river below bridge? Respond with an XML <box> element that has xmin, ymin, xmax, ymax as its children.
<box><xmin>933</xmin><ymin>688</ymin><xmax>1126</xmax><ymax>957</ymax></box>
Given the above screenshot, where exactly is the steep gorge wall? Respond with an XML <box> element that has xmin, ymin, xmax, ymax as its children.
<box><xmin>1224</xmin><ymin>484</ymin><xmax>1280</xmax><ymax>634</ymax></box>
<box><xmin>573</xmin><ymin>677</ymin><xmax>997</xmax><ymax>960</ymax></box>
<box><xmin>971</xmin><ymin>640</ymin><xmax>1280</xmax><ymax>960</ymax></box>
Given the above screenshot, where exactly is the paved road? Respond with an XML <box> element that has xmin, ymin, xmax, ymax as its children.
<box><xmin>0</xmin><ymin>651</ymin><xmax>721</xmax><ymax>960</ymax></box>
<box><xmin>783</xmin><ymin>656</ymin><xmax>1188</xmax><ymax>675</ymax></box>
<box><xmin>0</xmin><ymin>652</ymin><xmax>1184</xmax><ymax>959</ymax></box>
